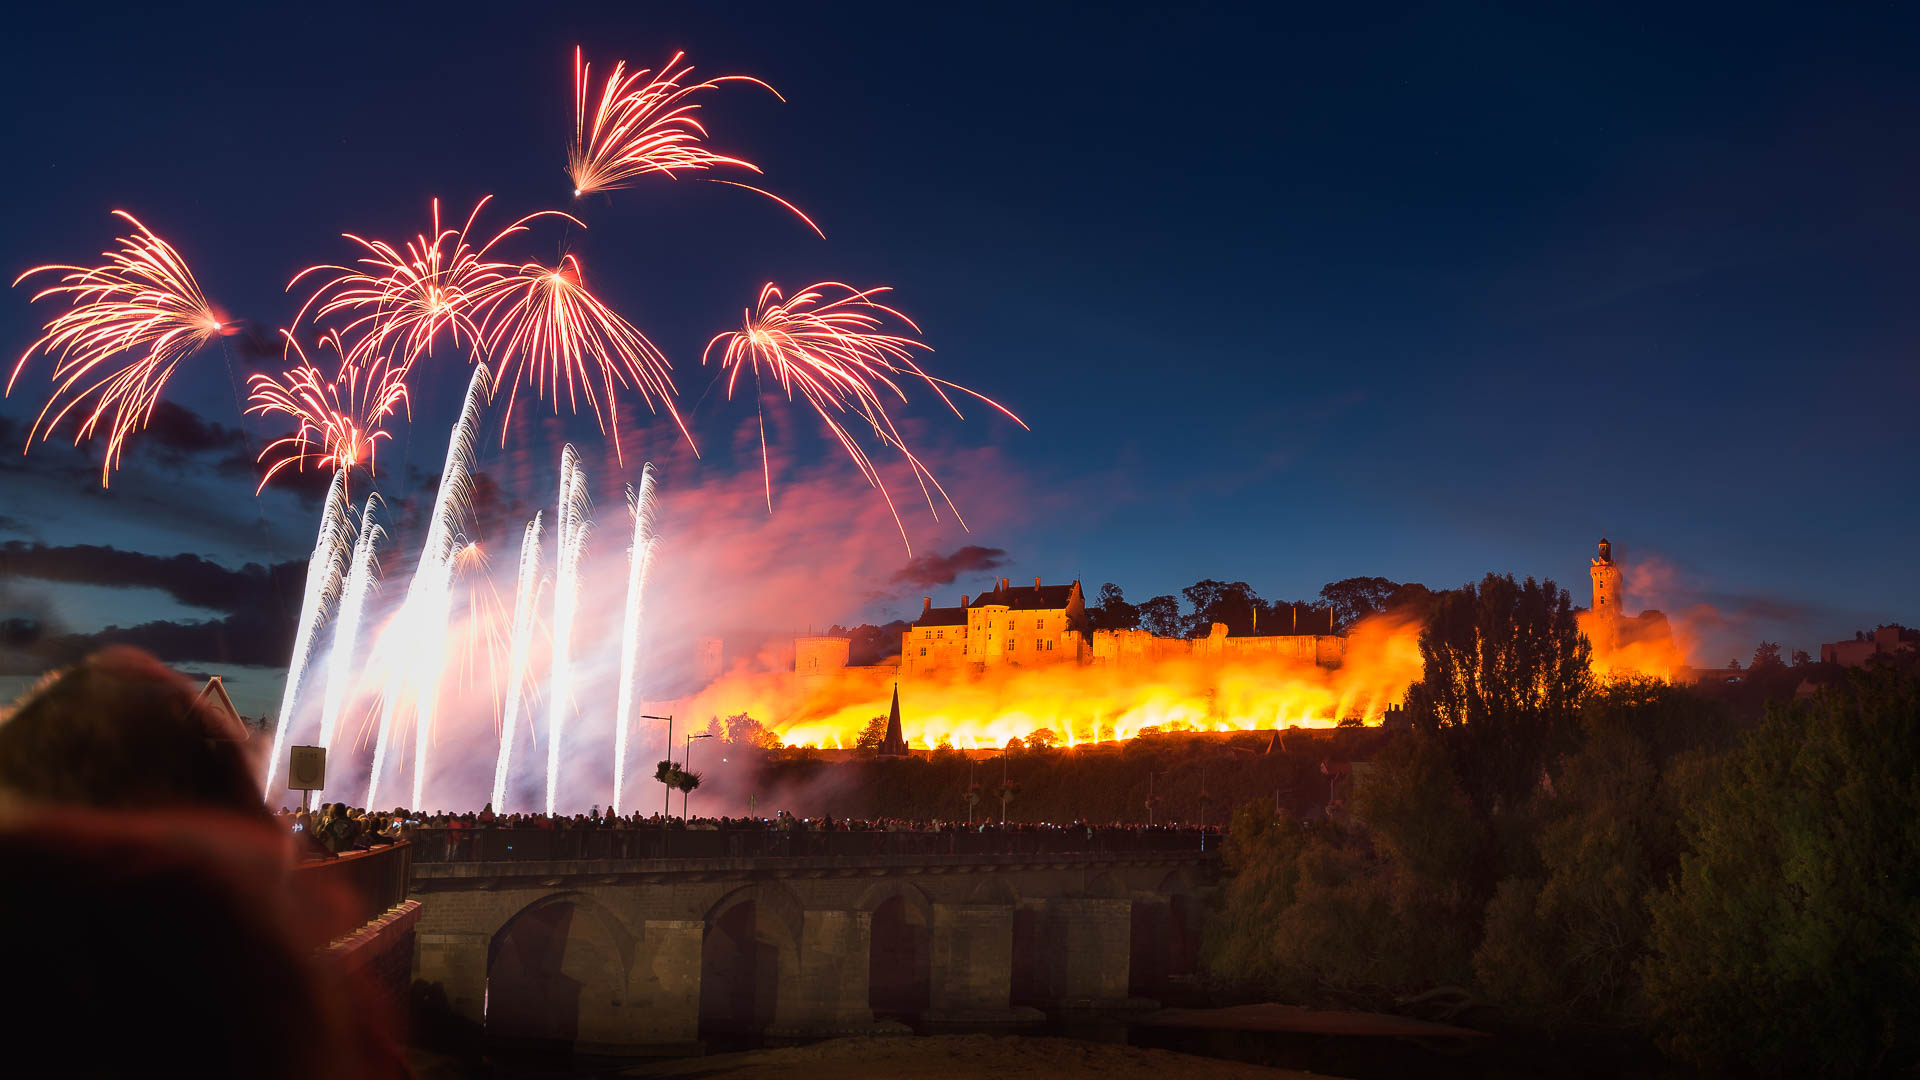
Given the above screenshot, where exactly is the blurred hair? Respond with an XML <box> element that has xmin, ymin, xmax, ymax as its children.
<box><xmin>0</xmin><ymin>807</ymin><xmax>405</xmax><ymax>1079</ymax></box>
<box><xmin>0</xmin><ymin>647</ymin><xmax>263</xmax><ymax>817</ymax></box>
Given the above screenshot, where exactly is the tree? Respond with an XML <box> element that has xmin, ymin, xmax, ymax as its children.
<box><xmin>1137</xmin><ymin>594</ymin><xmax>1184</xmax><ymax>638</ymax></box>
<box><xmin>1182</xmin><ymin>579</ymin><xmax>1261</xmax><ymax>637</ymax></box>
<box><xmin>1090</xmin><ymin>582</ymin><xmax>1140</xmax><ymax>631</ymax></box>
<box><xmin>1026</xmin><ymin>727</ymin><xmax>1059</xmax><ymax>750</ymax></box>
<box><xmin>1405</xmin><ymin>573</ymin><xmax>1592</xmax><ymax>812</ymax></box>
<box><xmin>1791</xmin><ymin>648</ymin><xmax>1812</xmax><ymax>667</ymax></box>
<box><xmin>854</xmin><ymin>715</ymin><xmax>888</xmax><ymax>751</ymax></box>
<box><xmin>1642</xmin><ymin>669</ymin><xmax>1920</xmax><ymax>1072</ymax></box>
<box><xmin>723</xmin><ymin>712</ymin><xmax>782</xmax><ymax>750</ymax></box>
<box><xmin>1319</xmin><ymin>577</ymin><xmax>1435</xmax><ymax>632</ymax></box>
<box><xmin>1750</xmin><ymin>641</ymin><xmax>1784</xmax><ymax>671</ymax></box>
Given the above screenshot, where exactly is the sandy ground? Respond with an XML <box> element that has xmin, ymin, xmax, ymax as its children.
<box><xmin>619</xmin><ymin>1034</ymin><xmax>1336</xmax><ymax>1079</ymax></box>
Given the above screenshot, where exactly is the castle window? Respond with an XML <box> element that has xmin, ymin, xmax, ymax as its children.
<box><xmin>936</xmin><ymin>629</ymin><xmax>944</xmax><ymax>639</ymax></box>
<box><xmin>1035</xmin><ymin>639</ymin><xmax>1042</xmax><ymax>651</ymax></box>
<box><xmin>1037</xmin><ymin>618</ymin><xmax>1045</xmax><ymax>629</ymax></box>
<box><xmin>1046</xmin><ymin>640</ymin><xmax>1055</xmax><ymax>651</ymax></box>
<box><xmin>920</xmin><ymin>647</ymin><xmax>927</xmax><ymax>657</ymax></box>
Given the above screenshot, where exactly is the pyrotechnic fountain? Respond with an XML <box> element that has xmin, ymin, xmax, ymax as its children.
<box><xmin>612</xmin><ymin>464</ymin><xmax>660</xmax><ymax>814</ymax></box>
<box><xmin>366</xmin><ymin>364</ymin><xmax>489</xmax><ymax>809</ymax></box>
<box><xmin>545</xmin><ymin>445</ymin><xmax>593</xmax><ymax>815</ymax></box>
<box><xmin>263</xmin><ymin>468</ymin><xmax>351</xmax><ymax>794</ymax></box>
<box><xmin>316</xmin><ymin>495</ymin><xmax>384</xmax><ymax>760</ymax></box>
<box><xmin>489</xmin><ymin>512</ymin><xmax>545</xmax><ymax>811</ymax></box>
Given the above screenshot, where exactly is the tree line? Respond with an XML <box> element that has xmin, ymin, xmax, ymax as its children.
<box><xmin>1205</xmin><ymin>571</ymin><xmax>1920</xmax><ymax>1074</ymax></box>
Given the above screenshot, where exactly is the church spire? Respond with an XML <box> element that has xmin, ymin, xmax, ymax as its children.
<box><xmin>877</xmin><ymin>682</ymin><xmax>910</xmax><ymax>757</ymax></box>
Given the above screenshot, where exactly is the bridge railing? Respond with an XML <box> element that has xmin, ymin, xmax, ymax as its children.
<box><xmin>293</xmin><ymin>841</ymin><xmax>412</xmax><ymax>927</ymax></box>
<box><xmin>406</xmin><ymin>826</ymin><xmax>1215</xmax><ymax>863</ymax></box>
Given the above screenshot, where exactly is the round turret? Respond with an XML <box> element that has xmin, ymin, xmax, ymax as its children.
<box><xmin>1596</xmin><ymin>537</ymin><xmax>1612</xmax><ymax>564</ymax></box>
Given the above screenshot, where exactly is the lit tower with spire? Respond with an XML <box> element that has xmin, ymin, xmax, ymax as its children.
<box><xmin>1590</xmin><ymin>536</ymin><xmax>1622</xmax><ymax>652</ymax></box>
<box><xmin>877</xmin><ymin>683</ymin><xmax>910</xmax><ymax>758</ymax></box>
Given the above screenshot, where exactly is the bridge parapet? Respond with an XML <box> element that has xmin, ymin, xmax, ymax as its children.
<box><xmin>409</xmin><ymin>846</ymin><xmax>1217</xmax><ymax>1051</ymax></box>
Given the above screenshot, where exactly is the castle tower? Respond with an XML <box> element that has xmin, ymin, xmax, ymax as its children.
<box><xmin>1590</xmin><ymin>537</ymin><xmax>1621</xmax><ymax>651</ymax></box>
<box><xmin>877</xmin><ymin>683</ymin><xmax>910</xmax><ymax>758</ymax></box>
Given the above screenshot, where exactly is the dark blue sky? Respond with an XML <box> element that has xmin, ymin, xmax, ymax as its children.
<box><xmin>3</xmin><ymin>0</ymin><xmax>1918</xmax><ymax>686</ymax></box>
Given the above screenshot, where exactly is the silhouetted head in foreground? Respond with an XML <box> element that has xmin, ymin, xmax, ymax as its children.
<box><xmin>0</xmin><ymin>646</ymin><xmax>263</xmax><ymax>817</ymax></box>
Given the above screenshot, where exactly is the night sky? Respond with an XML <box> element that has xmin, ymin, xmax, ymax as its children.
<box><xmin>4</xmin><ymin>2</ymin><xmax>1918</xmax><ymax>712</ymax></box>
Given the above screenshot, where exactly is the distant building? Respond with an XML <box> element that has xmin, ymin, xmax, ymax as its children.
<box><xmin>1821</xmin><ymin>625</ymin><xmax>1918</xmax><ymax>668</ymax></box>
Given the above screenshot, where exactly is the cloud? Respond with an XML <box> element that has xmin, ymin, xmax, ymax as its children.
<box><xmin>890</xmin><ymin>544</ymin><xmax>1010</xmax><ymax>588</ymax></box>
<box><xmin>0</xmin><ymin>541</ymin><xmax>304</xmax><ymax>674</ymax></box>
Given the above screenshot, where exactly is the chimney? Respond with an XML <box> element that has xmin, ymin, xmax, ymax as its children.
<box><xmin>1000</xmin><ymin>577</ymin><xmax>1010</xmax><ymax>592</ymax></box>
<box><xmin>923</xmin><ymin>597</ymin><xmax>932</xmax><ymax>614</ymax></box>
<box><xmin>1034</xmin><ymin>576</ymin><xmax>1042</xmax><ymax>589</ymax></box>
<box><xmin>961</xmin><ymin>594</ymin><xmax>969</xmax><ymax>607</ymax></box>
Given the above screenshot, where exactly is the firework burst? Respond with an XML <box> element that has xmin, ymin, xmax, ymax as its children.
<box><xmin>475</xmin><ymin>254</ymin><xmax>692</xmax><ymax>463</ymax></box>
<box><xmin>245</xmin><ymin>333</ymin><xmax>411</xmax><ymax>492</ymax></box>
<box><xmin>292</xmin><ymin>197</ymin><xmax>573</xmax><ymax>369</ymax></box>
<box><xmin>9</xmin><ymin>211</ymin><xmax>232</xmax><ymax>486</ymax></box>
<box><xmin>568</xmin><ymin>47</ymin><xmax>822</xmax><ymax>236</ymax></box>
<box><xmin>704</xmin><ymin>282</ymin><xmax>1025</xmax><ymax>550</ymax></box>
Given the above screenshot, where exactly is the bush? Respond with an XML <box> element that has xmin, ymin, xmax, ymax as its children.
<box><xmin>1641</xmin><ymin>668</ymin><xmax>1920</xmax><ymax>1072</ymax></box>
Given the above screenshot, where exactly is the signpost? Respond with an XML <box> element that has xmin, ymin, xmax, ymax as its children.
<box><xmin>287</xmin><ymin>745</ymin><xmax>326</xmax><ymax>812</ymax></box>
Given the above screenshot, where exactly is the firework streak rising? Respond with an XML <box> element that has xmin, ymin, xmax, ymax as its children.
<box><xmin>546</xmin><ymin>444</ymin><xmax>593</xmax><ymax>816</ymax></box>
<box><xmin>491</xmin><ymin>511</ymin><xmax>546</xmax><ymax>812</ymax></box>
<box><xmin>366</xmin><ymin>364</ymin><xmax>489</xmax><ymax>809</ymax></box>
<box><xmin>9</xmin><ymin>211</ymin><xmax>232</xmax><ymax>486</ymax></box>
<box><xmin>568</xmin><ymin>48</ymin><xmax>822</xmax><ymax>236</ymax></box>
<box><xmin>263</xmin><ymin>469</ymin><xmax>351</xmax><ymax>795</ymax></box>
<box><xmin>706</xmin><ymin>282</ymin><xmax>1027</xmax><ymax>552</ymax></box>
<box><xmin>316</xmin><ymin>496</ymin><xmax>385</xmax><ymax>761</ymax></box>
<box><xmin>612</xmin><ymin>464</ymin><xmax>661</xmax><ymax>814</ymax></box>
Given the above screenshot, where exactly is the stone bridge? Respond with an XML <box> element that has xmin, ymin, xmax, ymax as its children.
<box><xmin>409</xmin><ymin>845</ymin><xmax>1219</xmax><ymax>1053</ymax></box>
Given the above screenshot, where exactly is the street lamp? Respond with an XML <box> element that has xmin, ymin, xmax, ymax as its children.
<box><xmin>641</xmin><ymin>714</ymin><xmax>674</xmax><ymax>821</ymax></box>
<box><xmin>684</xmin><ymin>732</ymin><xmax>715</xmax><ymax>820</ymax></box>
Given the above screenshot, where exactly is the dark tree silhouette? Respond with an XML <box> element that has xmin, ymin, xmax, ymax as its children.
<box><xmin>1750</xmin><ymin>641</ymin><xmax>1784</xmax><ymax>671</ymax></box>
<box><xmin>1182</xmin><ymin>579</ymin><xmax>1262</xmax><ymax>636</ymax></box>
<box><xmin>1406</xmin><ymin>573</ymin><xmax>1592</xmax><ymax>811</ymax></box>
<box><xmin>1137</xmin><ymin>595</ymin><xmax>1184</xmax><ymax>638</ymax></box>
<box><xmin>854</xmin><ymin>716</ymin><xmax>887</xmax><ymax>750</ymax></box>
<box><xmin>1089</xmin><ymin>582</ymin><xmax>1140</xmax><ymax>631</ymax></box>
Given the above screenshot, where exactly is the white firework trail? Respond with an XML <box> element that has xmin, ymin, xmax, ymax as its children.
<box><xmin>367</xmin><ymin>363</ymin><xmax>490</xmax><ymax>810</ymax></box>
<box><xmin>611</xmin><ymin>463</ymin><xmax>659</xmax><ymax>815</ymax></box>
<box><xmin>545</xmin><ymin>444</ymin><xmax>592</xmax><ymax>816</ymax></box>
<box><xmin>489</xmin><ymin>510</ymin><xmax>545</xmax><ymax>811</ymax></box>
<box><xmin>264</xmin><ymin>467</ymin><xmax>352</xmax><ymax>798</ymax></box>
<box><xmin>315</xmin><ymin>495</ymin><xmax>384</xmax><ymax>764</ymax></box>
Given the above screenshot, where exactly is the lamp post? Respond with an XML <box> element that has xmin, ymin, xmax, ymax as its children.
<box><xmin>641</xmin><ymin>714</ymin><xmax>672</xmax><ymax>857</ymax></box>
<box><xmin>683</xmin><ymin>732</ymin><xmax>714</xmax><ymax>820</ymax></box>
<box><xmin>642</xmin><ymin>714</ymin><xmax>674</xmax><ymax>820</ymax></box>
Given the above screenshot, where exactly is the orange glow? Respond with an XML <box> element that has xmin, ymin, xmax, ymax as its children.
<box><xmin>568</xmin><ymin>47</ymin><xmax>821</xmax><ymax>236</ymax></box>
<box><xmin>9</xmin><ymin>210</ymin><xmax>229</xmax><ymax>486</ymax></box>
<box><xmin>704</xmin><ymin>282</ymin><xmax>1027</xmax><ymax>552</ymax></box>
<box><xmin>1580</xmin><ymin>609</ymin><xmax>1690</xmax><ymax>681</ymax></box>
<box><xmin>675</xmin><ymin>612</ymin><xmax>1424</xmax><ymax>751</ymax></box>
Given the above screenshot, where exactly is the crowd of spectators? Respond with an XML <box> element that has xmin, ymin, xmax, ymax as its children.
<box><xmin>274</xmin><ymin>801</ymin><xmax>1218</xmax><ymax>863</ymax></box>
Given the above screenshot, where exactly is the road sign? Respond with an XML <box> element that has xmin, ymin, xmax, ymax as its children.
<box><xmin>287</xmin><ymin>745</ymin><xmax>327</xmax><ymax>791</ymax></box>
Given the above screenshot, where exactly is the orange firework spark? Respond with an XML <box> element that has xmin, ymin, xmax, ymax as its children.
<box><xmin>245</xmin><ymin>332</ymin><xmax>411</xmax><ymax>492</ymax></box>
<box><xmin>568</xmin><ymin>47</ymin><xmax>823</xmax><ymax>237</ymax></box>
<box><xmin>475</xmin><ymin>254</ymin><xmax>693</xmax><ymax>463</ymax></box>
<box><xmin>9</xmin><ymin>211</ymin><xmax>232</xmax><ymax>486</ymax></box>
<box><xmin>291</xmin><ymin>197</ymin><xmax>574</xmax><ymax>369</ymax></box>
<box><xmin>704</xmin><ymin>282</ymin><xmax>1025</xmax><ymax>550</ymax></box>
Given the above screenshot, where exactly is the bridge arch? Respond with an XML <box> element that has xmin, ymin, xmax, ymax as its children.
<box><xmin>485</xmin><ymin>892</ymin><xmax>635</xmax><ymax>1047</ymax></box>
<box><xmin>699</xmin><ymin>882</ymin><xmax>805</xmax><ymax>1036</ymax></box>
<box><xmin>854</xmin><ymin>880</ymin><xmax>933</xmax><ymax>1017</ymax></box>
